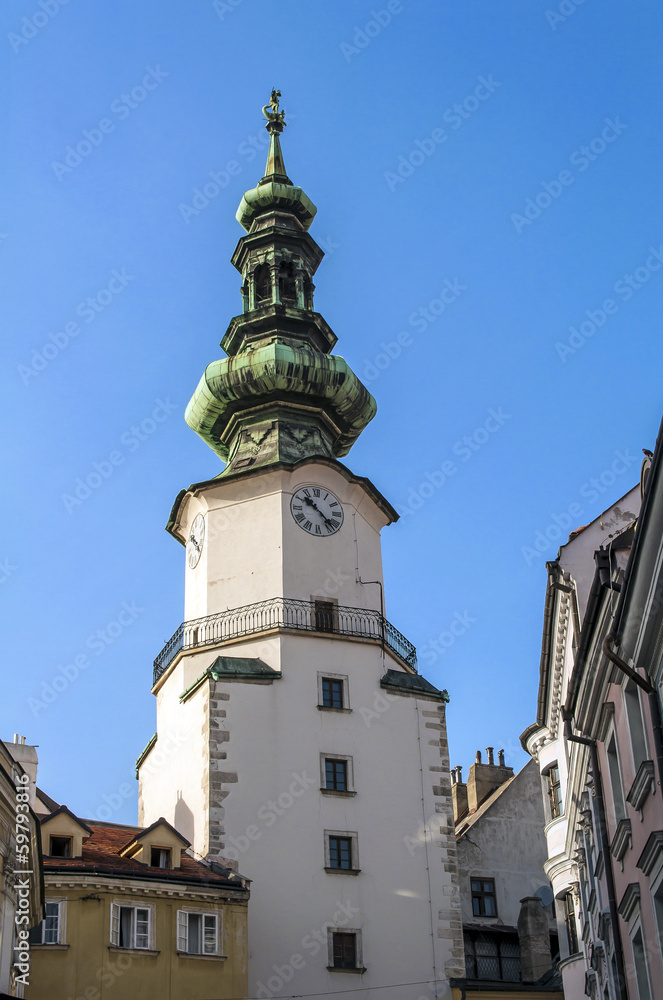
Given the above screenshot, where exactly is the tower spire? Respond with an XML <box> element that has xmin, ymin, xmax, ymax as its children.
<box><xmin>185</xmin><ymin>95</ymin><xmax>376</xmax><ymax>476</ymax></box>
<box><xmin>261</xmin><ymin>89</ymin><xmax>290</xmax><ymax>184</ymax></box>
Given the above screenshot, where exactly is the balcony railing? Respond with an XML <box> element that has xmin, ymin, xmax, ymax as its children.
<box><xmin>153</xmin><ymin>596</ymin><xmax>417</xmax><ymax>685</ymax></box>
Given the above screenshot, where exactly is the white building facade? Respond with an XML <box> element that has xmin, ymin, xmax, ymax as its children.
<box><xmin>137</xmin><ymin>96</ymin><xmax>464</xmax><ymax>999</ymax></box>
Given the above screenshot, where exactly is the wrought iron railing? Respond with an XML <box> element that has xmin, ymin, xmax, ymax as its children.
<box><xmin>153</xmin><ymin>596</ymin><xmax>417</xmax><ymax>685</ymax></box>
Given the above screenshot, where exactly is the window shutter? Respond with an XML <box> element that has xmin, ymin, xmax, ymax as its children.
<box><xmin>203</xmin><ymin>914</ymin><xmax>217</xmax><ymax>955</ymax></box>
<box><xmin>177</xmin><ymin>910</ymin><xmax>188</xmax><ymax>952</ymax></box>
<box><xmin>110</xmin><ymin>903</ymin><xmax>120</xmax><ymax>946</ymax></box>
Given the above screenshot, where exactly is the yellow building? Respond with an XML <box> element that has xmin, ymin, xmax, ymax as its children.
<box><xmin>26</xmin><ymin>808</ymin><xmax>249</xmax><ymax>1000</ymax></box>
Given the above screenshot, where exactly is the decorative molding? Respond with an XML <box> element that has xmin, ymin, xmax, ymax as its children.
<box><xmin>610</xmin><ymin>818</ymin><xmax>632</xmax><ymax>862</ymax></box>
<box><xmin>626</xmin><ymin>760</ymin><xmax>655</xmax><ymax>812</ymax></box>
<box><xmin>636</xmin><ymin>829</ymin><xmax>663</xmax><ymax>878</ymax></box>
<box><xmin>617</xmin><ymin>882</ymin><xmax>640</xmax><ymax>922</ymax></box>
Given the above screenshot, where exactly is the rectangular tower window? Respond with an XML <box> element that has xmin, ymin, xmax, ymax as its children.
<box><xmin>471</xmin><ymin>878</ymin><xmax>497</xmax><ymax>917</ymax></box>
<box><xmin>329</xmin><ymin>836</ymin><xmax>353</xmax><ymax>870</ymax></box>
<box><xmin>325</xmin><ymin>758</ymin><xmax>348</xmax><ymax>791</ymax></box>
<box><xmin>322</xmin><ymin>677</ymin><xmax>344</xmax><ymax>709</ymax></box>
<box><xmin>332</xmin><ymin>932</ymin><xmax>357</xmax><ymax>969</ymax></box>
<box><xmin>315</xmin><ymin>600</ymin><xmax>336</xmax><ymax>633</ymax></box>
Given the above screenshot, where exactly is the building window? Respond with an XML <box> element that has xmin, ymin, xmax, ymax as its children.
<box><xmin>562</xmin><ymin>891</ymin><xmax>578</xmax><ymax>955</ymax></box>
<box><xmin>329</xmin><ymin>836</ymin><xmax>352</xmax><ymax>870</ymax></box>
<box><xmin>278</xmin><ymin>261</ymin><xmax>297</xmax><ymax>303</ymax></box>
<box><xmin>111</xmin><ymin>903</ymin><xmax>151</xmax><ymax>950</ymax></box>
<box><xmin>321</xmin><ymin>677</ymin><xmax>344</xmax><ymax>709</ymax></box>
<box><xmin>631</xmin><ymin>925</ymin><xmax>652</xmax><ymax>1000</ymax></box>
<box><xmin>333</xmin><ymin>932</ymin><xmax>357</xmax><ymax>968</ymax></box>
<box><xmin>49</xmin><ymin>836</ymin><xmax>72</xmax><ymax>858</ymax></box>
<box><xmin>28</xmin><ymin>902</ymin><xmax>62</xmax><ymax>945</ymax></box>
<box><xmin>652</xmin><ymin>878</ymin><xmax>663</xmax><ymax>970</ymax></box>
<box><xmin>177</xmin><ymin>911</ymin><xmax>219</xmax><ymax>955</ymax></box>
<box><xmin>464</xmin><ymin>930</ymin><xmax>520</xmax><ymax>982</ymax></box>
<box><xmin>606</xmin><ymin>732</ymin><xmax>627</xmax><ymax>824</ymax></box>
<box><xmin>325</xmin><ymin>832</ymin><xmax>358</xmax><ymax>873</ymax></box>
<box><xmin>624</xmin><ymin>681</ymin><xmax>648</xmax><ymax>773</ymax></box>
<box><xmin>545</xmin><ymin>764</ymin><xmax>563</xmax><ymax>818</ymax></box>
<box><xmin>150</xmin><ymin>847</ymin><xmax>171</xmax><ymax>868</ymax></box>
<box><xmin>315</xmin><ymin>600</ymin><xmax>336</xmax><ymax>633</ymax></box>
<box><xmin>325</xmin><ymin>758</ymin><xmax>348</xmax><ymax>791</ymax></box>
<box><xmin>471</xmin><ymin>878</ymin><xmax>497</xmax><ymax>917</ymax></box>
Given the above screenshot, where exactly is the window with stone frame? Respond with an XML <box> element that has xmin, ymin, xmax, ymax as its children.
<box><xmin>471</xmin><ymin>878</ymin><xmax>497</xmax><ymax>917</ymax></box>
<box><xmin>327</xmin><ymin>928</ymin><xmax>363</xmax><ymax>971</ymax></box>
<box><xmin>624</xmin><ymin>680</ymin><xmax>648</xmax><ymax>773</ymax></box>
<box><xmin>605</xmin><ymin>731</ymin><xmax>627</xmax><ymax>824</ymax></box>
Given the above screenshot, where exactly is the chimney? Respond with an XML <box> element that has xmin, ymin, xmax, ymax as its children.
<box><xmin>5</xmin><ymin>738</ymin><xmax>39</xmax><ymax>808</ymax></box>
<box><xmin>451</xmin><ymin>766</ymin><xmax>468</xmax><ymax>822</ymax></box>
<box><xmin>518</xmin><ymin>897</ymin><xmax>551</xmax><ymax>983</ymax></box>
<box><xmin>498</xmin><ymin>748</ymin><xmax>505</xmax><ymax>766</ymax></box>
<box><xmin>466</xmin><ymin>749</ymin><xmax>514</xmax><ymax>812</ymax></box>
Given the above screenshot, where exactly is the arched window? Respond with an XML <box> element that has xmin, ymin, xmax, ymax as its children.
<box><xmin>278</xmin><ymin>262</ymin><xmax>297</xmax><ymax>304</ymax></box>
<box><xmin>255</xmin><ymin>265</ymin><xmax>271</xmax><ymax>304</ymax></box>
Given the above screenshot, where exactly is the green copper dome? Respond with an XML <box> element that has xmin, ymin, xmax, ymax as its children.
<box><xmin>185</xmin><ymin>91</ymin><xmax>376</xmax><ymax>476</ymax></box>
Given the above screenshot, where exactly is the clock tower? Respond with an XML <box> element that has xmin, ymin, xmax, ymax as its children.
<box><xmin>138</xmin><ymin>93</ymin><xmax>464</xmax><ymax>999</ymax></box>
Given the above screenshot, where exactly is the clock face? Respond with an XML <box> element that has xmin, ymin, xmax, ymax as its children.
<box><xmin>290</xmin><ymin>485</ymin><xmax>344</xmax><ymax>536</ymax></box>
<box><xmin>187</xmin><ymin>513</ymin><xmax>205</xmax><ymax>568</ymax></box>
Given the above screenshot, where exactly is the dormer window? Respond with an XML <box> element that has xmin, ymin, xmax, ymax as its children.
<box><xmin>150</xmin><ymin>847</ymin><xmax>171</xmax><ymax>869</ymax></box>
<box><xmin>50</xmin><ymin>836</ymin><xmax>72</xmax><ymax>858</ymax></box>
<box><xmin>278</xmin><ymin>261</ymin><xmax>297</xmax><ymax>303</ymax></box>
<box><xmin>255</xmin><ymin>264</ymin><xmax>271</xmax><ymax>304</ymax></box>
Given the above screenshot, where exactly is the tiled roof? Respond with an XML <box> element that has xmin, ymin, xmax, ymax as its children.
<box><xmin>42</xmin><ymin>821</ymin><xmax>247</xmax><ymax>891</ymax></box>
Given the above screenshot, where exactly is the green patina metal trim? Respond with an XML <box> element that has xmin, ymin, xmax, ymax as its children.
<box><xmin>180</xmin><ymin>657</ymin><xmax>282</xmax><ymax>703</ymax></box>
<box><xmin>380</xmin><ymin>670</ymin><xmax>449</xmax><ymax>703</ymax></box>
<box><xmin>185</xmin><ymin>344</ymin><xmax>376</xmax><ymax>464</ymax></box>
<box><xmin>135</xmin><ymin>733</ymin><xmax>157</xmax><ymax>777</ymax></box>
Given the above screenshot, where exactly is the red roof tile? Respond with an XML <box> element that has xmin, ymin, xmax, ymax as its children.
<box><xmin>42</xmin><ymin>821</ymin><xmax>246</xmax><ymax>890</ymax></box>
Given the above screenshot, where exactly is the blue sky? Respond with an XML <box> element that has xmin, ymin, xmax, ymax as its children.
<box><xmin>2</xmin><ymin>0</ymin><xmax>663</xmax><ymax>824</ymax></box>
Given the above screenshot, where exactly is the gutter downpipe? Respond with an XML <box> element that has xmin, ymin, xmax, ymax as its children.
<box><xmin>603</xmin><ymin>633</ymin><xmax>663</xmax><ymax>796</ymax></box>
<box><xmin>563</xmin><ymin>714</ymin><xmax>627</xmax><ymax>1000</ymax></box>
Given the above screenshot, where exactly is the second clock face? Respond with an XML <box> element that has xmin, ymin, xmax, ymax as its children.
<box><xmin>187</xmin><ymin>513</ymin><xmax>205</xmax><ymax>568</ymax></box>
<box><xmin>290</xmin><ymin>485</ymin><xmax>344</xmax><ymax>536</ymax></box>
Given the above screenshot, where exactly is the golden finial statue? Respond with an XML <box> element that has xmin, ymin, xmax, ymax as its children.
<box><xmin>262</xmin><ymin>89</ymin><xmax>286</xmax><ymax>133</ymax></box>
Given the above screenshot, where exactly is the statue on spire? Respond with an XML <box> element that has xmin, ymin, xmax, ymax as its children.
<box><xmin>263</xmin><ymin>89</ymin><xmax>286</xmax><ymax>134</ymax></box>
